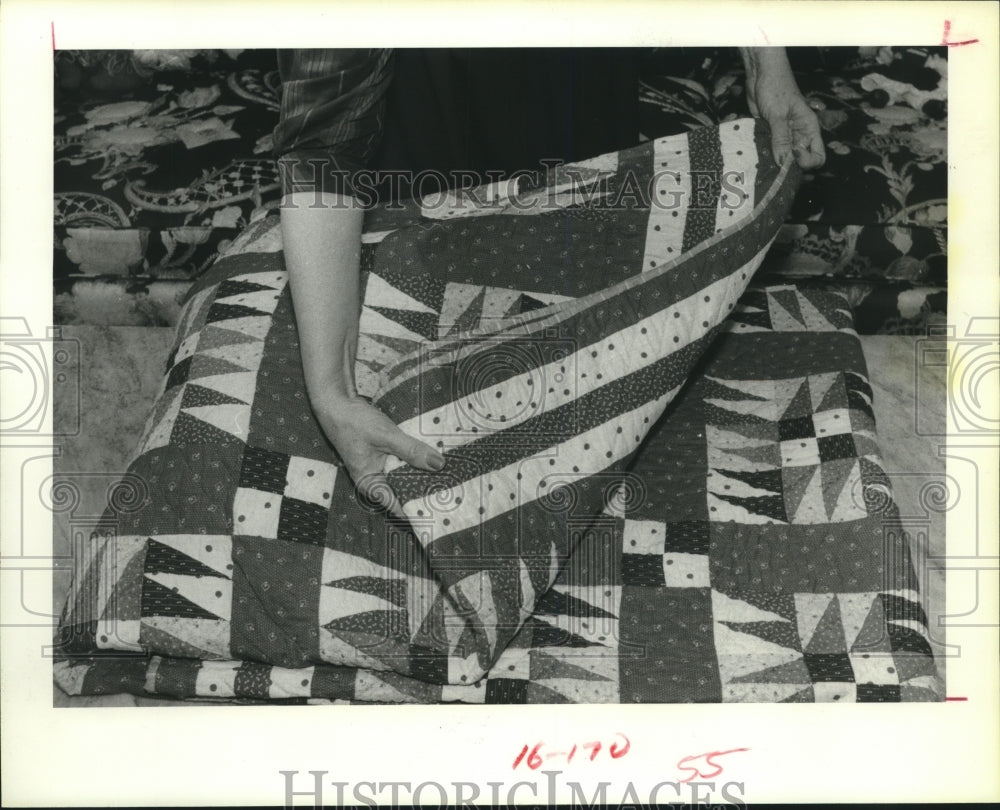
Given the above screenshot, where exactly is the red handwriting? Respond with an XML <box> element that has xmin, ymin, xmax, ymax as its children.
<box><xmin>941</xmin><ymin>20</ymin><xmax>979</xmax><ymax>47</ymax></box>
<box><xmin>676</xmin><ymin>748</ymin><xmax>751</xmax><ymax>783</ymax></box>
<box><xmin>513</xmin><ymin>733</ymin><xmax>630</xmax><ymax>770</ymax></box>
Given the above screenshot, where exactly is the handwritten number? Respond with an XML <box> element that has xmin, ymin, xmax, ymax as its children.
<box><xmin>512</xmin><ymin>745</ymin><xmax>528</xmax><ymax>770</ymax></box>
<box><xmin>513</xmin><ymin>735</ymin><xmax>633</xmax><ymax>769</ymax></box>
<box><xmin>526</xmin><ymin>743</ymin><xmax>543</xmax><ymax>770</ymax></box>
<box><xmin>609</xmin><ymin>732</ymin><xmax>631</xmax><ymax>759</ymax></box>
<box><xmin>677</xmin><ymin>747</ymin><xmax>751</xmax><ymax>783</ymax></box>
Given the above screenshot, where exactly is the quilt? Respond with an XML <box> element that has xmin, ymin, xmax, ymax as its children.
<box><xmin>54</xmin><ymin>119</ymin><xmax>941</xmax><ymax>702</ymax></box>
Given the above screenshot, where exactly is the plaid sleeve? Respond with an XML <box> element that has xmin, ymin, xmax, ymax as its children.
<box><xmin>273</xmin><ymin>48</ymin><xmax>393</xmax><ymax>202</ymax></box>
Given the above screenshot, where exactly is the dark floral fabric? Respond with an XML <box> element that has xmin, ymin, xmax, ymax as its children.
<box><xmin>54</xmin><ymin>49</ymin><xmax>283</xmax><ymax>286</ymax></box>
<box><xmin>54</xmin><ymin>47</ymin><xmax>947</xmax><ymax>334</ymax></box>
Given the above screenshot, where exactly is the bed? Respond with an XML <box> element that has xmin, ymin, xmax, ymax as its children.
<box><xmin>53</xmin><ymin>118</ymin><xmax>942</xmax><ymax>703</ymax></box>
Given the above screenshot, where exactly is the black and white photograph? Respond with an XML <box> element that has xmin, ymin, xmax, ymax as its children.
<box><xmin>2</xmin><ymin>1</ymin><xmax>998</xmax><ymax>806</ymax></box>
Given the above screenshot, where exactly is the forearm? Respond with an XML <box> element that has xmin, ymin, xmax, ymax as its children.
<box><xmin>738</xmin><ymin>47</ymin><xmax>794</xmax><ymax>84</ymax></box>
<box><xmin>280</xmin><ymin>192</ymin><xmax>365</xmax><ymax>404</ymax></box>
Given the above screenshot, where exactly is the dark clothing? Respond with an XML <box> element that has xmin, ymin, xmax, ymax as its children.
<box><xmin>274</xmin><ymin>48</ymin><xmax>640</xmax><ymax>204</ymax></box>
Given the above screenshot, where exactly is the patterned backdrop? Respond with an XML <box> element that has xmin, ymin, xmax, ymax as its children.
<box><xmin>53</xmin><ymin>47</ymin><xmax>947</xmax><ymax>333</ymax></box>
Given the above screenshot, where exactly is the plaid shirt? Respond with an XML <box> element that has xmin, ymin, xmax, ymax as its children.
<box><xmin>273</xmin><ymin>49</ymin><xmax>393</xmax><ymax>202</ymax></box>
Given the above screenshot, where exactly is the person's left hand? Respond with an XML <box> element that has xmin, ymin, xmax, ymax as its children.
<box><xmin>747</xmin><ymin>70</ymin><xmax>826</xmax><ymax>170</ymax></box>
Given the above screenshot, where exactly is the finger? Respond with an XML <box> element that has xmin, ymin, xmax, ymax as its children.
<box><xmin>791</xmin><ymin>110</ymin><xmax>825</xmax><ymax>169</ymax></box>
<box><xmin>383</xmin><ymin>427</ymin><xmax>446</xmax><ymax>472</ymax></box>
<box><xmin>767</xmin><ymin>115</ymin><xmax>794</xmax><ymax>167</ymax></box>
<box><xmin>793</xmin><ymin>134</ymin><xmax>826</xmax><ymax>170</ymax></box>
<box><xmin>807</xmin><ymin>131</ymin><xmax>827</xmax><ymax>168</ymax></box>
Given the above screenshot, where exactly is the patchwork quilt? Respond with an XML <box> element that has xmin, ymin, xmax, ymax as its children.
<box><xmin>54</xmin><ymin>119</ymin><xmax>941</xmax><ymax>703</ymax></box>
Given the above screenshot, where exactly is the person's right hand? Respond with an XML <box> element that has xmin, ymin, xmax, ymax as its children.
<box><xmin>313</xmin><ymin>394</ymin><xmax>446</xmax><ymax>515</ymax></box>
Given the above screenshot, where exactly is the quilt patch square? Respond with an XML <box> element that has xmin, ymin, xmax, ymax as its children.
<box><xmin>233</xmin><ymin>487</ymin><xmax>281</xmax><ymax>538</ymax></box>
<box><xmin>803</xmin><ymin>652</ymin><xmax>855</xmax><ymax>682</ymax></box>
<box><xmin>621</xmin><ymin>554</ymin><xmax>664</xmax><ymax>587</ymax></box>
<box><xmin>277</xmin><ymin>497</ymin><xmax>331</xmax><ymax>545</ymax></box>
<box><xmin>284</xmin><ymin>457</ymin><xmax>338</xmax><ymax>506</ymax></box>
<box><xmin>778</xmin><ymin>415</ymin><xmax>815</xmax><ymax>441</ymax></box>
<box><xmin>812</xmin><ymin>408</ymin><xmax>851</xmax><ymax>437</ymax></box>
<box><xmin>779</xmin><ymin>437</ymin><xmax>821</xmax><ymax>467</ymax></box>
<box><xmin>663</xmin><ymin>521</ymin><xmax>710</xmax><ymax>555</ymax></box>
<box><xmin>623</xmin><ymin>519</ymin><xmax>665</xmax><ymax>555</ymax></box>
<box><xmin>662</xmin><ymin>553</ymin><xmax>710</xmax><ymax>588</ymax></box>
<box><xmin>239</xmin><ymin>446</ymin><xmax>290</xmax><ymax>494</ymax></box>
<box><xmin>817</xmin><ymin>433</ymin><xmax>857</xmax><ymax>462</ymax></box>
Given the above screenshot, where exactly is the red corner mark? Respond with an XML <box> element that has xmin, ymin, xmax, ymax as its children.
<box><xmin>945</xmin><ymin>696</ymin><xmax>968</xmax><ymax>701</ymax></box>
<box><xmin>941</xmin><ymin>20</ymin><xmax>979</xmax><ymax>47</ymax></box>
<box><xmin>51</xmin><ymin>21</ymin><xmax>55</xmax><ymax>52</ymax></box>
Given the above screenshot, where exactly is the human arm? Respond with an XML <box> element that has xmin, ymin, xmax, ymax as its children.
<box><xmin>739</xmin><ymin>47</ymin><xmax>825</xmax><ymax>170</ymax></box>
<box><xmin>275</xmin><ymin>50</ymin><xmax>444</xmax><ymax>507</ymax></box>
<box><xmin>280</xmin><ymin>194</ymin><xmax>444</xmax><ymax>510</ymax></box>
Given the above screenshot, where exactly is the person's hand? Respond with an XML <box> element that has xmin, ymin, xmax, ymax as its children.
<box><xmin>314</xmin><ymin>394</ymin><xmax>445</xmax><ymax>515</ymax></box>
<box><xmin>743</xmin><ymin>52</ymin><xmax>826</xmax><ymax>170</ymax></box>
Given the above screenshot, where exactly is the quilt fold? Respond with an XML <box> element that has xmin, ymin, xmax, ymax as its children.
<box><xmin>54</xmin><ymin>118</ymin><xmax>940</xmax><ymax>702</ymax></box>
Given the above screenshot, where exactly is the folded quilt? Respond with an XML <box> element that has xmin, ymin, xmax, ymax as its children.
<box><xmin>55</xmin><ymin>119</ymin><xmax>938</xmax><ymax>702</ymax></box>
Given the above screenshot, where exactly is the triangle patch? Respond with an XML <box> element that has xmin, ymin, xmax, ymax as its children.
<box><xmin>782</xmin><ymin>464</ymin><xmax>821</xmax><ymax>521</ymax></box>
<box><xmin>720</xmin><ymin>619</ymin><xmax>801</xmax><ymax>652</ymax></box>
<box><xmin>180</xmin><ymin>383</ymin><xmax>246</xmax><ymax>409</ymax></box>
<box><xmin>812</xmin><ymin>372</ymin><xmax>846</xmax><ymax>412</ymax></box>
<box><xmin>195</xmin><ymin>324</ymin><xmax>260</xmax><ymax>353</ymax></box>
<box><xmin>769</xmin><ymin>287</ymin><xmax>807</xmax><ymax>328</ymax></box>
<box><xmin>729</xmin><ymin>657</ymin><xmax>810</xmax><ymax>684</ymax></box>
<box><xmin>360</xmin><ymin>305</ymin><xmax>428</xmax><ymax>344</ymax></box>
<box><xmin>181</xmin><ymin>405</ymin><xmax>250</xmax><ymax>441</ymax></box>
<box><xmin>152</xmin><ymin>535</ymin><xmax>233</xmax><ymax>578</ymax></box>
<box><xmin>364</xmin><ymin>273</ymin><xmax>437</xmax><ymax>314</ymax></box>
<box><xmin>794</xmin><ymin>593</ymin><xmax>835</xmax><ymax>649</ymax></box>
<box><xmin>369</xmin><ymin>306</ymin><xmax>438</xmax><ymax>341</ymax></box>
<box><xmin>215</xmin><ymin>278</ymin><xmax>278</xmax><ymax>298</ymax></box>
<box><xmin>145</xmin><ymin>538</ymin><xmax>229</xmax><ymax>579</ymax></box>
<box><xmin>534</xmin><ymin>587</ymin><xmax>618</xmax><ymax>621</ymax></box>
<box><xmin>197</xmin><ymin>341</ymin><xmax>264</xmax><ymax>372</ymax></box>
<box><xmin>171</xmin><ymin>411</ymin><xmax>247</xmax><ymax>446</ymax></box>
<box><xmin>780</xmin><ymin>379</ymin><xmax>813</xmax><ymax>421</ymax></box>
<box><xmin>192</xmin><ymin>372</ymin><xmax>257</xmax><ymax>404</ymax></box>
<box><xmin>141</xmin><ymin>575</ymin><xmax>224</xmax><ymax>620</ymax></box>
<box><xmin>141</xmin><ymin>617</ymin><xmax>230</xmax><ymax>659</ymax></box>
<box><xmin>144</xmin><ymin>572</ymin><xmax>230</xmax><ymax>621</ymax></box>
<box><xmin>804</xmin><ymin>596</ymin><xmax>848</xmax><ymax>654</ymax></box>
<box><xmin>189</xmin><ymin>354</ymin><xmax>250</xmax><ymax>379</ymax></box>
<box><xmin>206</xmin><ymin>302</ymin><xmax>270</xmax><ymax>324</ymax></box>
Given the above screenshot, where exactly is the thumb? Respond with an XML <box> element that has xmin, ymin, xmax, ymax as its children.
<box><xmin>766</xmin><ymin>113</ymin><xmax>794</xmax><ymax>167</ymax></box>
<box><xmin>383</xmin><ymin>426</ymin><xmax>446</xmax><ymax>472</ymax></box>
